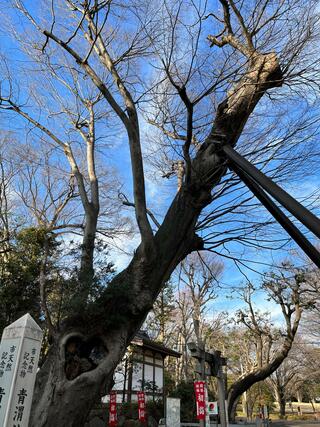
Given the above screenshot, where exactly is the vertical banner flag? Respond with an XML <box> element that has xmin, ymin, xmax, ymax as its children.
<box><xmin>109</xmin><ymin>391</ymin><xmax>117</xmax><ymax>426</ymax></box>
<box><xmin>137</xmin><ymin>391</ymin><xmax>146</xmax><ymax>422</ymax></box>
<box><xmin>194</xmin><ymin>381</ymin><xmax>206</xmax><ymax>420</ymax></box>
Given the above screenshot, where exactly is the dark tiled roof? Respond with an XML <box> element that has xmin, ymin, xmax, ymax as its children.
<box><xmin>135</xmin><ymin>330</ymin><xmax>151</xmax><ymax>340</ymax></box>
<box><xmin>131</xmin><ymin>333</ymin><xmax>181</xmax><ymax>358</ymax></box>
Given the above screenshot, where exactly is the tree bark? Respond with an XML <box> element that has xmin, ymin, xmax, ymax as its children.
<box><xmin>278</xmin><ymin>393</ymin><xmax>286</xmax><ymax>419</ymax></box>
<box><xmin>227</xmin><ymin>339</ymin><xmax>294</xmax><ymax>422</ymax></box>
<box><xmin>30</xmin><ymin>336</ymin><xmax>114</xmax><ymax>426</ymax></box>
<box><xmin>78</xmin><ymin>207</ymin><xmax>99</xmax><ymax>300</ymax></box>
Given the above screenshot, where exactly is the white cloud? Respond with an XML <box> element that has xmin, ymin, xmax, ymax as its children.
<box><xmin>285</xmin><ymin>179</ymin><xmax>319</xmax><ymax>202</ymax></box>
<box><xmin>108</xmin><ymin>233</ymin><xmax>141</xmax><ymax>271</ymax></box>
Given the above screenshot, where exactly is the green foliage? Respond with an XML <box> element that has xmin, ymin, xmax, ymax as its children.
<box><xmin>23</xmin><ymin>235</ymin><xmax>116</xmax><ymax>329</ymax></box>
<box><xmin>0</xmin><ymin>227</ymin><xmax>51</xmax><ymax>333</ymax></box>
<box><xmin>118</xmin><ymin>399</ymin><xmax>163</xmax><ymax>422</ymax></box>
<box><xmin>57</xmin><ymin>237</ymin><xmax>116</xmax><ymax>319</ymax></box>
<box><xmin>119</xmin><ymin>402</ymin><xmax>138</xmax><ymax>420</ymax></box>
<box><xmin>146</xmin><ymin>400</ymin><xmax>164</xmax><ymax>422</ymax></box>
<box><xmin>146</xmin><ymin>281</ymin><xmax>176</xmax><ymax>342</ymax></box>
<box><xmin>239</xmin><ymin>382</ymin><xmax>275</xmax><ymax>419</ymax></box>
<box><xmin>254</xmin><ymin>382</ymin><xmax>274</xmax><ymax>408</ymax></box>
<box><xmin>163</xmin><ymin>369</ymin><xmax>176</xmax><ymax>396</ymax></box>
<box><xmin>0</xmin><ymin>227</ymin><xmax>116</xmax><ymax>334</ymax></box>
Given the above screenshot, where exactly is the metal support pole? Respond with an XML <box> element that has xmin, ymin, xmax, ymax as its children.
<box><xmin>229</xmin><ymin>162</ymin><xmax>320</xmax><ymax>268</ymax></box>
<box><xmin>222</xmin><ymin>144</ymin><xmax>320</xmax><ymax>240</ymax></box>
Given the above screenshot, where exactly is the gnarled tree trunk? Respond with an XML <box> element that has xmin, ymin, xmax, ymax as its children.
<box><xmin>227</xmin><ymin>328</ymin><xmax>300</xmax><ymax>422</ymax></box>
<box><xmin>29</xmin><ymin>50</ymin><xmax>283</xmax><ymax>426</ymax></box>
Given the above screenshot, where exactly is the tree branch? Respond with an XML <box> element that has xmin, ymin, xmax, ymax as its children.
<box><xmin>83</xmin><ymin>11</ymin><xmax>154</xmax><ymax>248</ymax></box>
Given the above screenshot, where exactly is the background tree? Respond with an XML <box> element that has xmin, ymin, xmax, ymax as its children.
<box><xmin>0</xmin><ymin>227</ymin><xmax>51</xmax><ymax>332</ymax></box>
<box><xmin>0</xmin><ymin>134</ymin><xmax>20</xmax><ymax>257</ymax></box>
<box><xmin>144</xmin><ymin>281</ymin><xmax>176</xmax><ymax>344</ymax></box>
<box><xmin>227</xmin><ymin>265</ymin><xmax>316</xmax><ymax>420</ymax></box>
<box><xmin>179</xmin><ymin>253</ymin><xmax>223</xmax><ymax>347</ymax></box>
<box><xmin>290</xmin><ymin>343</ymin><xmax>320</xmax><ymax>408</ymax></box>
<box><xmin>267</xmin><ymin>355</ymin><xmax>300</xmax><ymax>418</ymax></box>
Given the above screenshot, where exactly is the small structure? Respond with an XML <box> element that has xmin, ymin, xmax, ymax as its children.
<box><xmin>0</xmin><ymin>313</ymin><xmax>43</xmax><ymax>427</ymax></box>
<box><xmin>109</xmin><ymin>331</ymin><xmax>180</xmax><ymax>403</ymax></box>
<box><xmin>166</xmin><ymin>397</ymin><xmax>181</xmax><ymax>427</ymax></box>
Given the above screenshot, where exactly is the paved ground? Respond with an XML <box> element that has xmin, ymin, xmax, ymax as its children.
<box><xmin>270</xmin><ymin>421</ymin><xmax>320</xmax><ymax>427</ymax></box>
<box><xmin>230</xmin><ymin>420</ymin><xmax>320</xmax><ymax>427</ymax></box>
<box><xmin>209</xmin><ymin>423</ymin><xmax>320</xmax><ymax>427</ymax></box>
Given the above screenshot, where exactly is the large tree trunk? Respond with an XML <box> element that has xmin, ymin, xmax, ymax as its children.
<box><xmin>30</xmin><ymin>52</ymin><xmax>283</xmax><ymax>426</ymax></box>
<box><xmin>270</xmin><ymin>376</ymin><xmax>288</xmax><ymax>419</ymax></box>
<box><xmin>278</xmin><ymin>392</ymin><xmax>286</xmax><ymax>419</ymax></box>
<box><xmin>242</xmin><ymin>391</ymin><xmax>249</xmax><ymax>419</ymax></box>
<box><xmin>78</xmin><ymin>208</ymin><xmax>99</xmax><ymax>299</ymax></box>
<box><xmin>227</xmin><ymin>339</ymin><xmax>295</xmax><ymax>422</ymax></box>
<box><xmin>30</xmin><ymin>335</ymin><xmax>115</xmax><ymax>426</ymax></box>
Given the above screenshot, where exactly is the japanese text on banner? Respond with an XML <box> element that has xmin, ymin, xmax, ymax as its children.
<box><xmin>194</xmin><ymin>381</ymin><xmax>206</xmax><ymax>420</ymax></box>
<box><xmin>109</xmin><ymin>391</ymin><xmax>117</xmax><ymax>427</ymax></box>
<box><xmin>137</xmin><ymin>391</ymin><xmax>146</xmax><ymax>422</ymax></box>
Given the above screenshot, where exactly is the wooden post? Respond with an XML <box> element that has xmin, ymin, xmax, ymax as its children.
<box><xmin>0</xmin><ymin>313</ymin><xmax>43</xmax><ymax>427</ymax></box>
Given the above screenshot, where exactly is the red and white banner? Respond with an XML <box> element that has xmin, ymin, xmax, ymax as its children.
<box><xmin>109</xmin><ymin>391</ymin><xmax>117</xmax><ymax>426</ymax></box>
<box><xmin>137</xmin><ymin>391</ymin><xmax>146</xmax><ymax>422</ymax></box>
<box><xmin>194</xmin><ymin>381</ymin><xmax>206</xmax><ymax>420</ymax></box>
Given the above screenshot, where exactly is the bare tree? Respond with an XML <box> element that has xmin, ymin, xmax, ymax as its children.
<box><xmin>0</xmin><ymin>136</ymin><xmax>16</xmax><ymax>258</ymax></box>
<box><xmin>178</xmin><ymin>252</ymin><xmax>223</xmax><ymax>346</ymax></box>
<box><xmin>0</xmin><ymin>88</ymin><xmax>121</xmax><ymax>300</ymax></box>
<box><xmin>161</xmin><ymin>253</ymin><xmax>223</xmax><ymax>383</ymax></box>
<box><xmin>227</xmin><ymin>266</ymin><xmax>316</xmax><ymax>420</ymax></box>
<box><xmin>143</xmin><ymin>281</ymin><xmax>176</xmax><ymax>344</ymax></box>
<box><xmin>267</xmin><ymin>354</ymin><xmax>300</xmax><ymax>418</ymax></box>
<box><xmin>173</xmin><ymin>290</ymin><xmax>194</xmax><ymax>383</ymax></box>
<box><xmin>0</xmin><ymin>1</ymin><xmax>318</xmax><ymax>425</ymax></box>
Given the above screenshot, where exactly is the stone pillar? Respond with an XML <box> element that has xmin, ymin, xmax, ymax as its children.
<box><xmin>0</xmin><ymin>313</ymin><xmax>43</xmax><ymax>426</ymax></box>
